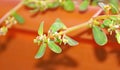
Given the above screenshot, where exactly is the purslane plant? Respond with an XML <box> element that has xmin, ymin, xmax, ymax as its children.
<box><xmin>0</xmin><ymin>0</ymin><xmax>120</xmax><ymax>59</ymax></box>
<box><xmin>34</xmin><ymin>2</ymin><xmax>120</xmax><ymax>59</ymax></box>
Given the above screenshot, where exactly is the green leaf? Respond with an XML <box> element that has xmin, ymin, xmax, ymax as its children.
<box><xmin>103</xmin><ymin>19</ymin><xmax>112</xmax><ymax>27</ymax></box>
<box><xmin>48</xmin><ymin>40</ymin><xmax>62</xmax><ymax>53</ymax></box>
<box><xmin>64</xmin><ymin>36</ymin><xmax>79</xmax><ymax>46</ymax></box>
<box><xmin>47</xmin><ymin>1</ymin><xmax>59</xmax><ymax>8</ymax></box>
<box><xmin>79</xmin><ymin>0</ymin><xmax>89</xmax><ymax>11</ymax></box>
<box><xmin>35</xmin><ymin>42</ymin><xmax>47</xmax><ymax>59</ymax></box>
<box><xmin>50</xmin><ymin>18</ymin><xmax>67</xmax><ymax>33</ymax></box>
<box><xmin>110</xmin><ymin>3</ymin><xmax>119</xmax><ymax>14</ymax></box>
<box><xmin>92</xmin><ymin>26</ymin><xmax>108</xmax><ymax>46</ymax></box>
<box><xmin>38</xmin><ymin>21</ymin><xmax>44</xmax><ymax>35</ymax></box>
<box><xmin>63</xmin><ymin>0</ymin><xmax>75</xmax><ymax>11</ymax></box>
<box><xmin>12</xmin><ymin>12</ymin><xmax>24</xmax><ymax>24</ymax></box>
<box><xmin>116</xmin><ymin>32</ymin><xmax>120</xmax><ymax>44</ymax></box>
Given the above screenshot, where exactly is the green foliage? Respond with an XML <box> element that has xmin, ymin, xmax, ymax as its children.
<box><xmin>102</xmin><ymin>19</ymin><xmax>112</xmax><ymax>27</ymax></box>
<box><xmin>109</xmin><ymin>0</ymin><xmax>119</xmax><ymax>14</ymax></box>
<box><xmin>64</xmin><ymin>36</ymin><xmax>78</xmax><ymax>46</ymax></box>
<box><xmin>48</xmin><ymin>40</ymin><xmax>62</xmax><ymax>53</ymax></box>
<box><xmin>35</xmin><ymin>42</ymin><xmax>47</xmax><ymax>59</ymax></box>
<box><xmin>109</xmin><ymin>0</ymin><xmax>119</xmax><ymax>9</ymax></box>
<box><xmin>116</xmin><ymin>32</ymin><xmax>120</xmax><ymax>44</ymax></box>
<box><xmin>79</xmin><ymin>0</ymin><xmax>89</xmax><ymax>11</ymax></box>
<box><xmin>34</xmin><ymin>19</ymin><xmax>79</xmax><ymax>58</ymax></box>
<box><xmin>32</xmin><ymin>1</ymin><xmax>120</xmax><ymax>59</ymax></box>
<box><xmin>38</xmin><ymin>21</ymin><xmax>44</xmax><ymax>35</ymax></box>
<box><xmin>109</xmin><ymin>16</ymin><xmax>117</xmax><ymax>21</ymax></box>
<box><xmin>54</xmin><ymin>37</ymin><xmax>62</xmax><ymax>44</ymax></box>
<box><xmin>12</xmin><ymin>12</ymin><xmax>24</xmax><ymax>24</ymax></box>
<box><xmin>47</xmin><ymin>1</ymin><xmax>59</xmax><ymax>8</ymax></box>
<box><xmin>92</xmin><ymin>25</ymin><xmax>108</xmax><ymax>46</ymax></box>
<box><xmin>50</xmin><ymin>18</ymin><xmax>67</xmax><ymax>33</ymax></box>
<box><xmin>63</xmin><ymin>0</ymin><xmax>75</xmax><ymax>11</ymax></box>
<box><xmin>110</xmin><ymin>4</ymin><xmax>119</xmax><ymax>14</ymax></box>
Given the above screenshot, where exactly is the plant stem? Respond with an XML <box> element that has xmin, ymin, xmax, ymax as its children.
<box><xmin>59</xmin><ymin>9</ymin><xmax>103</xmax><ymax>35</ymax></box>
<box><xmin>0</xmin><ymin>0</ymin><xmax>24</xmax><ymax>24</ymax></box>
<box><xmin>94</xmin><ymin>15</ymin><xmax>120</xmax><ymax>20</ymax></box>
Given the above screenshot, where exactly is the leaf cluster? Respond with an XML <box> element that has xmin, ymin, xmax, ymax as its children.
<box><xmin>34</xmin><ymin>19</ymin><xmax>78</xmax><ymax>59</ymax></box>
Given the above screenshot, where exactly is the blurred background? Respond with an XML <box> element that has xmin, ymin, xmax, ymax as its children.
<box><xmin>0</xmin><ymin>0</ymin><xmax>120</xmax><ymax>70</ymax></box>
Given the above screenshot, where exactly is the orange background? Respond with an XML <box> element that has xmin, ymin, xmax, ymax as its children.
<box><xmin>0</xmin><ymin>0</ymin><xmax>120</xmax><ymax>70</ymax></box>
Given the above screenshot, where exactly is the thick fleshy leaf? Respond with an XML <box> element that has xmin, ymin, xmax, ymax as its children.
<box><xmin>48</xmin><ymin>40</ymin><xmax>62</xmax><ymax>53</ymax></box>
<box><xmin>63</xmin><ymin>0</ymin><xmax>75</xmax><ymax>11</ymax></box>
<box><xmin>92</xmin><ymin>26</ymin><xmax>108</xmax><ymax>46</ymax></box>
<box><xmin>116</xmin><ymin>32</ymin><xmax>120</xmax><ymax>44</ymax></box>
<box><xmin>35</xmin><ymin>42</ymin><xmax>47</xmax><ymax>59</ymax></box>
<box><xmin>38</xmin><ymin>21</ymin><xmax>44</xmax><ymax>35</ymax></box>
<box><xmin>64</xmin><ymin>36</ymin><xmax>79</xmax><ymax>46</ymax></box>
<box><xmin>12</xmin><ymin>12</ymin><xmax>24</xmax><ymax>24</ymax></box>
<box><xmin>50</xmin><ymin>19</ymin><xmax>67</xmax><ymax>33</ymax></box>
<box><xmin>79</xmin><ymin>0</ymin><xmax>89</xmax><ymax>11</ymax></box>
